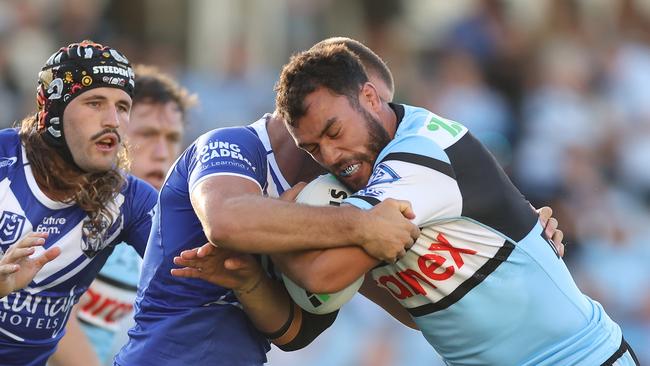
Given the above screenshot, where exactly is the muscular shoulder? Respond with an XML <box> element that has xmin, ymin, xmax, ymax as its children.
<box><xmin>193</xmin><ymin>126</ymin><xmax>265</xmax><ymax>161</ymax></box>
<box><xmin>186</xmin><ymin>126</ymin><xmax>269</xmax><ymax>191</ymax></box>
<box><xmin>379</xmin><ymin>104</ymin><xmax>470</xmax><ymax>164</ymax></box>
<box><xmin>196</xmin><ymin>125</ymin><xmax>263</xmax><ymax>144</ymax></box>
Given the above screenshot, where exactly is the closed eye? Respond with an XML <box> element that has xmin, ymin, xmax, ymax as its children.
<box><xmin>326</xmin><ymin>127</ymin><xmax>340</xmax><ymax>139</ymax></box>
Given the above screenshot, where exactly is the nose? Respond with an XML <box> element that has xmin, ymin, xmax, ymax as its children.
<box><xmin>152</xmin><ymin>136</ymin><xmax>170</xmax><ymax>162</ymax></box>
<box><xmin>102</xmin><ymin>105</ymin><xmax>120</xmax><ymax>129</ymax></box>
<box><xmin>319</xmin><ymin>143</ymin><xmax>342</xmax><ymax>169</ymax></box>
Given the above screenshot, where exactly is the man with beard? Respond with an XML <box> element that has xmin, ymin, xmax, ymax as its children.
<box><xmin>115</xmin><ymin>37</ymin><xmax>422</xmax><ymax>366</ymax></box>
<box><xmin>133</xmin><ymin>37</ymin><xmax>565</xmax><ymax>366</ymax></box>
<box><xmin>0</xmin><ymin>41</ymin><xmax>157</xmax><ymax>366</ymax></box>
<box><xmin>270</xmin><ymin>44</ymin><xmax>638</xmax><ymax>365</ymax></box>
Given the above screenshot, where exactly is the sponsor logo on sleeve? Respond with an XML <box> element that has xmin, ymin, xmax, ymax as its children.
<box><xmin>0</xmin><ymin>157</ymin><xmax>17</xmax><ymax>168</ymax></box>
<box><xmin>421</xmin><ymin>113</ymin><xmax>468</xmax><ymax>149</ymax></box>
<box><xmin>198</xmin><ymin>140</ymin><xmax>255</xmax><ymax>171</ymax></box>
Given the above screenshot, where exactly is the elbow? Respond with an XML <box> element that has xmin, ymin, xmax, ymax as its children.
<box><xmin>203</xmin><ymin>216</ymin><xmax>240</xmax><ymax>249</ymax></box>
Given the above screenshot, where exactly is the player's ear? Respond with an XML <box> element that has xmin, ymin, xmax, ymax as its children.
<box><xmin>360</xmin><ymin>82</ymin><xmax>382</xmax><ymax>112</ymax></box>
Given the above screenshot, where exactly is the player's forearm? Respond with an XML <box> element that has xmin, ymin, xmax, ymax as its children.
<box><xmin>207</xmin><ymin>195</ymin><xmax>365</xmax><ymax>253</ymax></box>
<box><xmin>272</xmin><ymin>247</ymin><xmax>378</xmax><ymax>293</ymax></box>
<box><xmin>234</xmin><ymin>274</ymin><xmax>292</xmax><ymax>334</ymax></box>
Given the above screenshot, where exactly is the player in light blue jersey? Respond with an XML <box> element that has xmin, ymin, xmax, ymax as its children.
<box><xmin>271</xmin><ymin>44</ymin><xmax>639</xmax><ymax>365</ymax></box>
<box><xmin>154</xmin><ymin>37</ymin><xmax>564</xmax><ymax>366</ymax></box>
<box><xmin>0</xmin><ymin>41</ymin><xmax>157</xmax><ymax>366</ymax></box>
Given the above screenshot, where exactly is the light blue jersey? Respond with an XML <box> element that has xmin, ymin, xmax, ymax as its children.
<box><xmin>0</xmin><ymin>129</ymin><xmax>156</xmax><ymax>366</ymax></box>
<box><xmin>345</xmin><ymin>104</ymin><xmax>638</xmax><ymax>365</ymax></box>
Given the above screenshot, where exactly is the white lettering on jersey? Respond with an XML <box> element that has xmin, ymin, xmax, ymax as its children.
<box><xmin>198</xmin><ymin>140</ymin><xmax>254</xmax><ymax>168</ymax></box>
<box><xmin>35</xmin><ymin>216</ymin><xmax>67</xmax><ymax>235</ymax></box>
<box><xmin>0</xmin><ymin>157</ymin><xmax>17</xmax><ymax>168</ymax></box>
<box><xmin>0</xmin><ymin>287</ymin><xmax>77</xmax><ymax>341</ymax></box>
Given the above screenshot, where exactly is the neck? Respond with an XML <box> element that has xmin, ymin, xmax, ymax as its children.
<box><xmin>266</xmin><ymin>113</ymin><xmax>324</xmax><ymax>186</ymax></box>
<box><xmin>23</xmin><ymin>132</ymin><xmax>82</xmax><ymax>201</ymax></box>
<box><xmin>378</xmin><ymin>102</ymin><xmax>398</xmax><ymax>139</ymax></box>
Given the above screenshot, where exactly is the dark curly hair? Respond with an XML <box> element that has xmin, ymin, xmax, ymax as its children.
<box><xmin>310</xmin><ymin>37</ymin><xmax>394</xmax><ymax>100</ymax></box>
<box><xmin>275</xmin><ymin>44</ymin><xmax>369</xmax><ymax>127</ymax></box>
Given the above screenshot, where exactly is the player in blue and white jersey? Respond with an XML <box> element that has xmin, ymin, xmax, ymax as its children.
<box><xmin>50</xmin><ymin>65</ymin><xmax>196</xmax><ymax>366</ymax></box>
<box><xmin>115</xmin><ymin>115</ymin><xmax>420</xmax><ymax>366</ymax></box>
<box><xmin>273</xmin><ymin>44</ymin><xmax>639</xmax><ymax>365</ymax></box>
<box><xmin>115</xmin><ymin>39</ymin><xmax>423</xmax><ymax>366</ymax></box>
<box><xmin>0</xmin><ymin>41</ymin><xmax>157</xmax><ymax>366</ymax></box>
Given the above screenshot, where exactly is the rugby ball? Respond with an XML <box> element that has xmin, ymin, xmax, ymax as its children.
<box><xmin>282</xmin><ymin>174</ymin><xmax>364</xmax><ymax>314</ymax></box>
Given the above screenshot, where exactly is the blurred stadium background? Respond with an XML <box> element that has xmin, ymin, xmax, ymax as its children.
<box><xmin>1</xmin><ymin>0</ymin><xmax>650</xmax><ymax>364</ymax></box>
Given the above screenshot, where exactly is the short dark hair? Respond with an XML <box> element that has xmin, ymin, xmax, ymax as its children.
<box><xmin>311</xmin><ymin>37</ymin><xmax>394</xmax><ymax>97</ymax></box>
<box><xmin>132</xmin><ymin>64</ymin><xmax>197</xmax><ymax>121</ymax></box>
<box><xmin>275</xmin><ymin>44</ymin><xmax>368</xmax><ymax>126</ymax></box>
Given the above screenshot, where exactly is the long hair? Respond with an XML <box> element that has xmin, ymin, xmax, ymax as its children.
<box><xmin>18</xmin><ymin>115</ymin><xmax>129</xmax><ymax>235</ymax></box>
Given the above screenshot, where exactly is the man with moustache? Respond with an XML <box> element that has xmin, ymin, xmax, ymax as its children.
<box><xmin>50</xmin><ymin>65</ymin><xmax>196</xmax><ymax>366</ymax></box>
<box><xmin>0</xmin><ymin>41</ymin><xmax>157</xmax><ymax>366</ymax></box>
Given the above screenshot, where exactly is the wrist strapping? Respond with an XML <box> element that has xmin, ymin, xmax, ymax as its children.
<box><xmin>263</xmin><ymin>301</ymin><xmax>302</xmax><ymax>345</ymax></box>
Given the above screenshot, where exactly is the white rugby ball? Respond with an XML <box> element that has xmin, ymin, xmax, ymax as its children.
<box><xmin>282</xmin><ymin>174</ymin><xmax>363</xmax><ymax>314</ymax></box>
<box><xmin>294</xmin><ymin>173</ymin><xmax>351</xmax><ymax>208</ymax></box>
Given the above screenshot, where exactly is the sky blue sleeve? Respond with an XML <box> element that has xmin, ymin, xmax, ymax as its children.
<box><xmin>344</xmin><ymin>134</ymin><xmax>461</xmax><ymax>226</ymax></box>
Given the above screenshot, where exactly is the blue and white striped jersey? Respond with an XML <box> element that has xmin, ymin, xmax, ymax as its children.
<box><xmin>116</xmin><ymin>115</ymin><xmax>291</xmax><ymax>366</ymax></box>
<box><xmin>0</xmin><ymin>128</ymin><xmax>156</xmax><ymax>366</ymax></box>
<box><xmin>345</xmin><ymin>104</ymin><xmax>634</xmax><ymax>365</ymax></box>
